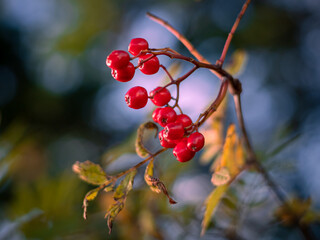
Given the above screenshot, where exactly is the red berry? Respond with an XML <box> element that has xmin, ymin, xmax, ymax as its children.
<box><xmin>187</xmin><ymin>132</ymin><xmax>205</xmax><ymax>152</ymax></box>
<box><xmin>150</xmin><ymin>87</ymin><xmax>171</xmax><ymax>106</ymax></box>
<box><xmin>139</xmin><ymin>54</ymin><xmax>160</xmax><ymax>75</ymax></box>
<box><xmin>176</xmin><ymin>114</ymin><xmax>193</xmax><ymax>128</ymax></box>
<box><xmin>173</xmin><ymin>138</ymin><xmax>195</xmax><ymax>162</ymax></box>
<box><xmin>128</xmin><ymin>38</ymin><xmax>149</xmax><ymax>56</ymax></box>
<box><xmin>106</xmin><ymin>50</ymin><xmax>130</xmax><ymax>70</ymax></box>
<box><xmin>111</xmin><ymin>62</ymin><xmax>135</xmax><ymax>82</ymax></box>
<box><xmin>158</xmin><ymin>130</ymin><xmax>178</xmax><ymax>148</ymax></box>
<box><xmin>164</xmin><ymin>122</ymin><xmax>184</xmax><ymax>140</ymax></box>
<box><xmin>152</xmin><ymin>107</ymin><xmax>162</xmax><ymax>123</ymax></box>
<box><xmin>157</xmin><ymin>107</ymin><xmax>177</xmax><ymax>127</ymax></box>
<box><xmin>125</xmin><ymin>86</ymin><xmax>148</xmax><ymax>109</ymax></box>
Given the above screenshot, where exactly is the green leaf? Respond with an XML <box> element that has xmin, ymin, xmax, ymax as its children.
<box><xmin>144</xmin><ymin>159</ymin><xmax>177</xmax><ymax>204</ymax></box>
<box><xmin>135</xmin><ymin>121</ymin><xmax>158</xmax><ymax>158</ymax></box>
<box><xmin>105</xmin><ymin>202</ymin><xmax>125</xmax><ymax>234</ymax></box>
<box><xmin>113</xmin><ymin>169</ymin><xmax>137</xmax><ymax>200</ymax></box>
<box><xmin>83</xmin><ymin>187</ymin><xmax>100</xmax><ymax>220</ymax></box>
<box><xmin>201</xmin><ymin>184</ymin><xmax>229</xmax><ymax>236</ymax></box>
<box><xmin>72</xmin><ymin>160</ymin><xmax>109</xmax><ymax>185</ymax></box>
<box><xmin>105</xmin><ymin>170</ymin><xmax>137</xmax><ymax>234</ymax></box>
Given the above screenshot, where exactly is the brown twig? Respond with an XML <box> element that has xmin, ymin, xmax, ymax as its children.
<box><xmin>216</xmin><ymin>0</ymin><xmax>252</xmax><ymax>67</ymax></box>
<box><xmin>147</xmin><ymin>12</ymin><xmax>223</xmax><ymax>80</ymax></box>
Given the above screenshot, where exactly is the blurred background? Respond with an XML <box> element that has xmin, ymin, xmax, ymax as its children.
<box><xmin>0</xmin><ymin>0</ymin><xmax>320</xmax><ymax>239</ymax></box>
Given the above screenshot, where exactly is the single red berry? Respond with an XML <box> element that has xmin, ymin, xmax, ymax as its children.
<box><xmin>164</xmin><ymin>122</ymin><xmax>184</xmax><ymax>140</ymax></box>
<box><xmin>128</xmin><ymin>38</ymin><xmax>149</xmax><ymax>56</ymax></box>
<box><xmin>150</xmin><ymin>87</ymin><xmax>171</xmax><ymax>106</ymax></box>
<box><xmin>106</xmin><ymin>50</ymin><xmax>130</xmax><ymax>70</ymax></box>
<box><xmin>187</xmin><ymin>132</ymin><xmax>205</xmax><ymax>152</ymax></box>
<box><xmin>152</xmin><ymin>107</ymin><xmax>162</xmax><ymax>123</ymax></box>
<box><xmin>125</xmin><ymin>86</ymin><xmax>148</xmax><ymax>109</ymax></box>
<box><xmin>111</xmin><ymin>62</ymin><xmax>135</xmax><ymax>82</ymax></box>
<box><xmin>176</xmin><ymin>114</ymin><xmax>193</xmax><ymax>128</ymax></box>
<box><xmin>138</xmin><ymin>54</ymin><xmax>160</xmax><ymax>75</ymax></box>
<box><xmin>158</xmin><ymin>129</ymin><xmax>178</xmax><ymax>148</ymax></box>
<box><xmin>157</xmin><ymin>107</ymin><xmax>177</xmax><ymax>127</ymax></box>
<box><xmin>173</xmin><ymin>138</ymin><xmax>195</xmax><ymax>162</ymax></box>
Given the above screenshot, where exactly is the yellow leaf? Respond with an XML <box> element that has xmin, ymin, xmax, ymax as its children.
<box><xmin>274</xmin><ymin>197</ymin><xmax>317</xmax><ymax>226</ymax></box>
<box><xmin>200</xmin><ymin>97</ymin><xmax>228</xmax><ymax>165</ymax></box>
<box><xmin>72</xmin><ymin>160</ymin><xmax>109</xmax><ymax>185</ymax></box>
<box><xmin>201</xmin><ymin>184</ymin><xmax>229</xmax><ymax>236</ymax></box>
<box><xmin>83</xmin><ymin>187</ymin><xmax>100</xmax><ymax>219</ymax></box>
<box><xmin>212</xmin><ymin>124</ymin><xmax>245</xmax><ymax>186</ymax></box>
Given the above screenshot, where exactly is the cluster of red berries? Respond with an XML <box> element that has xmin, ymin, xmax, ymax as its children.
<box><xmin>106</xmin><ymin>38</ymin><xmax>205</xmax><ymax>162</ymax></box>
<box><xmin>153</xmin><ymin>107</ymin><xmax>205</xmax><ymax>162</ymax></box>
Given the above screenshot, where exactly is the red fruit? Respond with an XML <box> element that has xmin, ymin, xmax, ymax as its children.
<box><xmin>157</xmin><ymin>107</ymin><xmax>177</xmax><ymax>127</ymax></box>
<box><xmin>173</xmin><ymin>139</ymin><xmax>195</xmax><ymax>162</ymax></box>
<box><xmin>106</xmin><ymin>50</ymin><xmax>130</xmax><ymax>70</ymax></box>
<box><xmin>138</xmin><ymin>54</ymin><xmax>160</xmax><ymax>75</ymax></box>
<box><xmin>176</xmin><ymin>114</ymin><xmax>193</xmax><ymax>128</ymax></box>
<box><xmin>152</xmin><ymin>108</ymin><xmax>162</xmax><ymax>123</ymax></box>
<box><xmin>125</xmin><ymin>86</ymin><xmax>148</xmax><ymax>109</ymax></box>
<box><xmin>128</xmin><ymin>38</ymin><xmax>149</xmax><ymax>56</ymax></box>
<box><xmin>111</xmin><ymin>62</ymin><xmax>135</xmax><ymax>82</ymax></box>
<box><xmin>187</xmin><ymin>132</ymin><xmax>205</xmax><ymax>152</ymax></box>
<box><xmin>164</xmin><ymin>122</ymin><xmax>184</xmax><ymax>140</ymax></box>
<box><xmin>150</xmin><ymin>87</ymin><xmax>171</xmax><ymax>106</ymax></box>
<box><xmin>158</xmin><ymin>130</ymin><xmax>178</xmax><ymax>148</ymax></box>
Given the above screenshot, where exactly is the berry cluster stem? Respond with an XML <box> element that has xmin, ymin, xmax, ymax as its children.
<box><xmin>147</xmin><ymin>2</ymin><xmax>317</xmax><ymax>239</ymax></box>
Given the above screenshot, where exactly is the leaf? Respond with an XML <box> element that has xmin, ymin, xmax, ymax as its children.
<box><xmin>211</xmin><ymin>167</ymin><xmax>231</xmax><ymax>186</ymax></box>
<box><xmin>105</xmin><ymin>170</ymin><xmax>137</xmax><ymax>234</ymax></box>
<box><xmin>83</xmin><ymin>187</ymin><xmax>100</xmax><ymax>220</ymax></box>
<box><xmin>144</xmin><ymin>159</ymin><xmax>177</xmax><ymax>204</ymax></box>
<box><xmin>211</xmin><ymin>124</ymin><xmax>245</xmax><ymax>186</ymax></box>
<box><xmin>105</xmin><ymin>202</ymin><xmax>124</xmax><ymax>234</ymax></box>
<box><xmin>201</xmin><ymin>184</ymin><xmax>229</xmax><ymax>236</ymax></box>
<box><xmin>72</xmin><ymin>160</ymin><xmax>109</xmax><ymax>185</ymax></box>
<box><xmin>225</xmin><ymin>49</ymin><xmax>248</xmax><ymax>76</ymax></box>
<box><xmin>200</xmin><ymin>97</ymin><xmax>227</xmax><ymax>165</ymax></box>
<box><xmin>274</xmin><ymin>197</ymin><xmax>319</xmax><ymax>226</ymax></box>
<box><xmin>113</xmin><ymin>169</ymin><xmax>137</xmax><ymax>200</ymax></box>
<box><xmin>135</xmin><ymin>121</ymin><xmax>158</xmax><ymax>158</ymax></box>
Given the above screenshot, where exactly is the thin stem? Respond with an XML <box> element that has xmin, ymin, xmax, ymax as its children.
<box><xmin>193</xmin><ymin>78</ymin><xmax>229</xmax><ymax>128</ymax></box>
<box><xmin>147</xmin><ymin>12</ymin><xmax>223</xmax><ymax>80</ymax></box>
<box><xmin>160</xmin><ymin>64</ymin><xmax>175</xmax><ymax>83</ymax></box>
<box><xmin>217</xmin><ymin>0</ymin><xmax>252</xmax><ymax>67</ymax></box>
